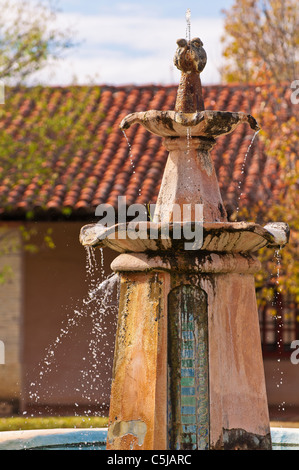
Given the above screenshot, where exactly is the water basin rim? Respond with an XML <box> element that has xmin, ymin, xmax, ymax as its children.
<box><xmin>79</xmin><ymin>221</ymin><xmax>289</xmax><ymax>250</ymax></box>
<box><xmin>0</xmin><ymin>428</ymin><xmax>108</xmax><ymax>451</ymax></box>
<box><xmin>120</xmin><ymin>109</ymin><xmax>260</xmax><ymax>133</ymax></box>
<box><xmin>0</xmin><ymin>427</ymin><xmax>298</xmax><ymax>450</ymax></box>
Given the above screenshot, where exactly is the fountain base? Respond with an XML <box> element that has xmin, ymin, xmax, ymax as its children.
<box><xmin>106</xmin><ymin>251</ymin><xmax>272</xmax><ymax>450</ymax></box>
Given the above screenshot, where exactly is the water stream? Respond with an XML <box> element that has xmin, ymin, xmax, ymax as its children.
<box><xmin>186</xmin><ymin>126</ymin><xmax>192</xmax><ymax>150</ymax></box>
<box><xmin>122</xmin><ymin>129</ymin><xmax>135</xmax><ymax>175</ymax></box>
<box><xmin>273</xmin><ymin>248</ymin><xmax>285</xmax><ymax>415</ymax></box>
<box><xmin>186</xmin><ymin>9</ymin><xmax>191</xmax><ymax>42</ymax></box>
<box><xmin>235</xmin><ymin>129</ymin><xmax>260</xmax><ymax>219</ymax></box>
<box><xmin>122</xmin><ymin>129</ymin><xmax>141</xmax><ymax>197</ymax></box>
<box><xmin>27</xmin><ymin>247</ymin><xmax>119</xmax><ymax>417</ymax></box>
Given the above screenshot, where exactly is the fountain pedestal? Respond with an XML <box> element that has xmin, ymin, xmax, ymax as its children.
<box><xmin>106</xmin><ymin>252</ymin><xmax>271</xmax><ymax>450</ymax></box>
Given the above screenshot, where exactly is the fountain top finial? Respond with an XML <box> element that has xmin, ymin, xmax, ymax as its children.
<box><xmin>174</xmin><ymin>37</ymin><xmax>207</xmax><ymax>112</ymax></box>
<box><xmin>174</xmin><ymin>37</ymin><xmax>207</xmax><ymax>74</ymax></box>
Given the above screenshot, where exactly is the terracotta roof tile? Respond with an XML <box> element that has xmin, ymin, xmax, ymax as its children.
<box><xmin>0</xmin><ymin>83</ymin><xmax>295</xmax><ymax>220</ymax></box>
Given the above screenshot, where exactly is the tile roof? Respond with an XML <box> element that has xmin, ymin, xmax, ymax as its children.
<box><xmin>0</xmin><ymin>83</ymin><xmax>294</xmax><ymax>220</ymax></box>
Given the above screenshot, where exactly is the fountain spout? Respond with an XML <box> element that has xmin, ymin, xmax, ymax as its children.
<box><xmin>119</xmin><ymin>37</ymin><xmax>261</xmax><ymax>224</ymax></box>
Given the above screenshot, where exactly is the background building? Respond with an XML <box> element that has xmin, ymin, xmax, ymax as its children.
<box><xmin>0</xmin><ymin>83</ymin><xmax>297</xmax><ymax>421</ymax></box>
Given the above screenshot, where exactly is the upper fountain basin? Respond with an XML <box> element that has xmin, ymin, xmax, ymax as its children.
<box><xmin>120</xmin><ymin>110</ymin><xmax>259</xmax><ymax>138</ymax></box>
<box><xmin>79</xmin><ymin>221</ymin><xmax>289</xmax><ymax>254</ymax></box>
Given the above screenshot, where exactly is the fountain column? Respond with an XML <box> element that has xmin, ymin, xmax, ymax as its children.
<box><xmin>153</xmin><ymin>137</ymin><xmax>227</xmax><ymax>224</ymax></box>
<box><xmin>105</xmin><ymin>269</ymin><xmax>169</xmax><ymax>450</ymax></box>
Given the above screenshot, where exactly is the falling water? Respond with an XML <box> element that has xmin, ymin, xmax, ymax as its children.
<box><xmin>266</xmin><ymin>246</ymin><xmax>287</xmax><ymax>419</ymax></box>
<box><xmin>186</xmin><ymin>127</ymin><xmax>192</xmax><ymax>185</ymax></box>
<box><xmin>186</xmin><ymin>126</ymin><xmax>192</xmax><ymax>155</ymax></box>
<box><xmin>85</xmin><ymin>244</ymin><xmax>103</xmax><ymax>290</ymax></box>
<box><xmin>122</xmin><ymin>129</ymin><xmax>141</xmax><ymax>197</ymax></box>
<box><xmin>184</xmin><ymin>7</ymin><xmax>193</xmax><ymax>170</ymax></box>
<box><xmin>274</xmin><ymin>247</ymin><xmax>283</xmax><ymax>360</ymax></box>
<box><xmin>257</xmin><ymin>245</ymin><xmax>286</xmax><ymax>420</ymax></box>
<box><xmin>235</xmin><ymin>129</ymin><xmax>260</xmax><ymax>219</ymax></box>
<box><xmin>122</xmin><ymin>130</ymin><xmax>135</xmax><ymax>175</ymax></box>
<box><xmin>186</xmin><ymin>8</ymin><xmax>191</xmax><ymax>42</ymax></box>
<box><xmin>28</xmin><ymin>246</ymin><xmax>119</xmax><ymax>417</ymax></box>
<box><xmin>186</xmin><ymin>127</ymin><xmax>192</xmax><ymax>149</ymax></box>
<box><xmin>275</xmin><ymin>247</ymin><xmax>282</xmax><ymax>288</ymax></box>
<box><xmin>273</xmin><ymin>248</ymin><xmax>285</xmax><ymax>404</ymax></box>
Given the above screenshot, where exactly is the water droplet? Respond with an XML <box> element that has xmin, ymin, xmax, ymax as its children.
<box><xmin>186</xmin><ymin>9</ymin><xmax>191</xmax><ymax>42</ymax></box>
<box><xmin>28</xmin><ymin>248</ymin><xmax>119</xmax><ymax>411</ymax></box>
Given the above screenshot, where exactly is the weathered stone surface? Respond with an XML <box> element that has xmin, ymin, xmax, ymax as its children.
<box><xmin>106</xmin><ymin>272</ymin><xmax>169</xmax><ymax>450</ymax></box>
<box><xmin>173</xmin><ymin>38</ymin><xmax>206</xmax><ymax>112</ymax></box>
<box><xmin>111</xmin><ymin>252</ymin><xmax>261</xmax><ymax>275</ymax></box>
<box><xmin>215</xmin><ymin>428</ymin><xmax>272</xmax><ymax>450</ymax></box>
<box><xmin>120</xmin><ymin>110</ymin><xmax>259</xmax><ymax>138</ymax></box>
<box><xmin>206</xmin><ymin>273</ymin><xmax>271</xmax><ymax>450</ymax></box>
<box><xmin>154</xmin><ymin>136</ymin><xmax>226</xmax><ymax>223</ymax></box>
<box><xmin>106</xmin><ymin>252</ymin><xmax>272</xmax><ymax>450</ymax></box>
<box><xmin>80</xmin><ymin>221</ymin><xmax>288</xmax><ymax>253</ymax></box>
<box><xmin>174</xmin><ymin>38</ymin><xmax>207</xmax><ymax>75</ymax></box>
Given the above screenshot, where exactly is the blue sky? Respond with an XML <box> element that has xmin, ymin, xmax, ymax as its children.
<box><xmin>35</xmin><ymin>0</ymin><xmax>235</xmax><ymax>86</ymax></box>
<box><xmin>56</xmin><ymin>0</ymin><xmax>233</xmax><ymax>18</ymax></box>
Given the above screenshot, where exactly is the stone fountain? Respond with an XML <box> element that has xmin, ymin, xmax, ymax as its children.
<box><xmin>80</xmin><ymin>37</ymin><xmax>289</xmax><ymax>450</ymax></box>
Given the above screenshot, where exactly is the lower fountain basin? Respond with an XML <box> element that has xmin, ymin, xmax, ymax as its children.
<box><xmin>0</xmin><ymin>428</ymin><xmax>107</xmax><ymax>450</ymax></box>
<box><xmin>79</xmin><ymin>221</ymin><xmax>289</xmax><ymax>254</ymax></box>
<box><xmin>0</xmin><ymin>427</ymin><xmax>298</xmax><ymax>450</ymax></box>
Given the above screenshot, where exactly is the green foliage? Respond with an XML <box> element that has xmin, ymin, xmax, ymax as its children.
<box><xmin>256</xmin><ymin>113</ymin><xmax>299</xmax><ymax>303</ymax></box>
<box><xmin>222</xmin><ymin>1</ymin><xmax>299</xmax><ymax>303</ymax></box>
<box><xmin>0</xmin><ymin>416</ymin><xmax>108</xmax><ymax>431</ymax></box>
<box><xmin>0</xmin><ymin>0</ymin><xmax>74</xmax><ymax>84</ymax></box>
<box><xmin>0</xmin><ymin>84</ymin><xmax>104</xmax><ymax>281</ymax></box>
<box><xmin>0</xmin><ymin>224</ymin><xmax>56</xmax><ymax>282</ymax></box>
<box><xmin>221</xmin><ymin>0</ymin><xmax>299</xmax><ymax>83</ymax></box>
<box><xmin>235</xmin><ymin>88</ymin><xmax>299</xmax><ymax>303</ymax></box>
<box><xmin>0</xmin><ymin>85</ymin><xmax>101</xmax><ymax>210</ymax></box>
<box><xmin>0</xmin><ymin>265</ymin><xmax>13</xmax><ymax>284</ymax></box>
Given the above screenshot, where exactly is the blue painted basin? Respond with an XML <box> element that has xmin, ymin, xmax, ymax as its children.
<box><xmin>0</xmin><ymin>428</ymin><xmax>107</xmax><ymax>450</ymax></box>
